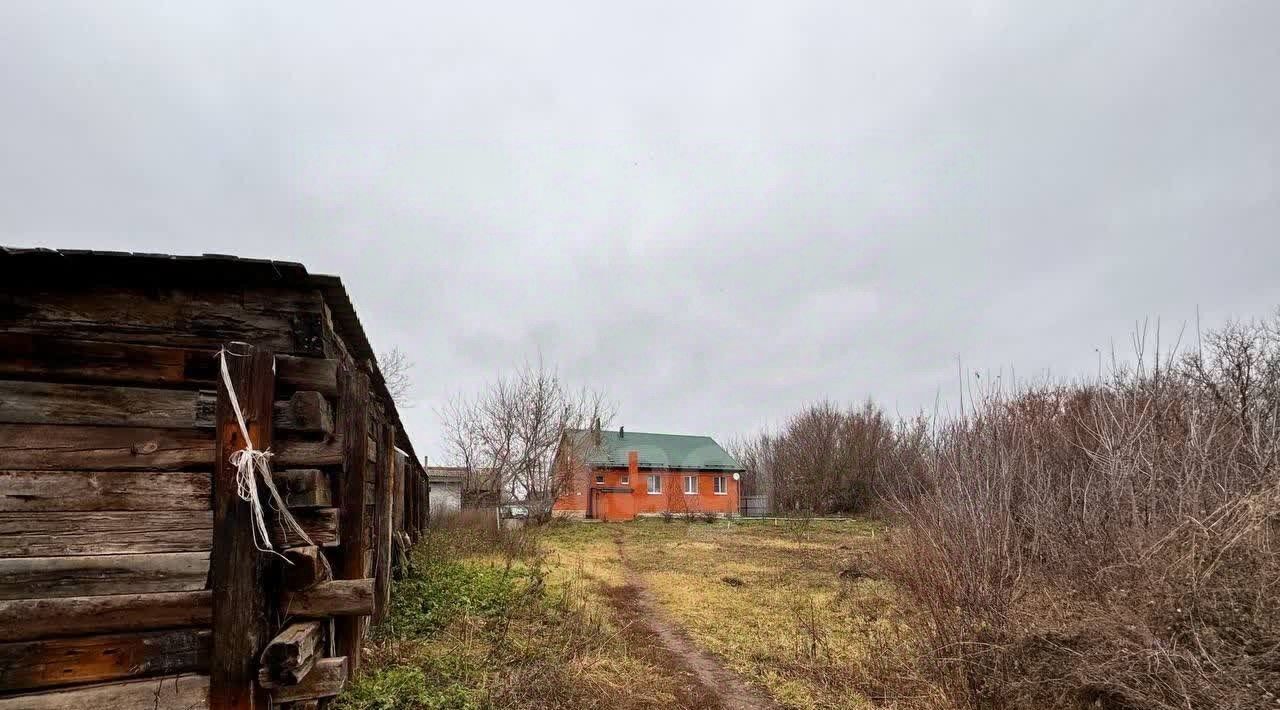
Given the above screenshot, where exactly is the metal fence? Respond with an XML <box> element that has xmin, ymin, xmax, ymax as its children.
<box><xmin>739</xmin><ymin>494</ymin><xmax>770</xmax><ymax>518</ymax></box>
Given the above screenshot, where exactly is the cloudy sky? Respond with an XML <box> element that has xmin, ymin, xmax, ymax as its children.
<box><xmin>2</xmin><ymin>2</ymin><xmax>1278</xmax><ymax>459</ymax></box>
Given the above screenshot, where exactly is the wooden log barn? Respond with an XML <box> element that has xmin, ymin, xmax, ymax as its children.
<box><xmin>0</xmin><ymin>248</ymin><xmax>431</xmax><ymax>709</ymax></box>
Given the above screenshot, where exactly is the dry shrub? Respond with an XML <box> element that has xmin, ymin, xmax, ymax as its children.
<box><xmin>876</xmin><ymin>314</ymin><xmax>1280</xmax><ymax>709</ymax></box>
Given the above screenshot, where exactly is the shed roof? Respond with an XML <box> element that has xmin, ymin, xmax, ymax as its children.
<box><xmin>569</xmin><ymin>429</ymin><xmax>743</xmax><ymax>471</ymax></box>
<box><xmin>0</xmin><ymin>246</ymin><xmax>421</xmax><ymax>466</ymax></box>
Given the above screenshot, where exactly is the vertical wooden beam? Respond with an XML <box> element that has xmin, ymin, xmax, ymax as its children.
<box><xmin>333</xmin><ymin>363</ymin><xmax>370</xmax><ymax>672</ymax></box>
<box><xmin>210</xmin><ymin>345</ymin><xmax>276</xmax><ymax>710</ymax></box>
<box><xmin>422</xmin><ymin>471</ymin><xmax>431</xmax><ymax>532</ymax></box>
<box><xmin>393</xmin><ymin>450</ymin><xmax>406</xmax><ymax>538</ymax></box>
<box><xmin>373</xmin><ymin>424</ymin><xmax>396</xmax><ymax>624</ymax></box>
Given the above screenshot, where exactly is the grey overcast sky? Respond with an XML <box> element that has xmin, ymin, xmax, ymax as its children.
<box><xmin>2</xmin><ymin>2</ymin><xmax>1278</xmax><ymax>459</ymax></box>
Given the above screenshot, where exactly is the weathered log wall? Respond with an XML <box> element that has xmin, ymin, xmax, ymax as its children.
<box><xmin>0</xmin><ymin>267</ymin><xmax>430</xmax><ymax>709</ymax></box>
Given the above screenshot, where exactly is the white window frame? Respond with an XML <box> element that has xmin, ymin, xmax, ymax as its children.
<box><xmin>647</xmin><ymin>475</ymin><xmax>662</xmax><ymax>495</ymax></box>
<box><xmin>683</xmin><ymin>475</ymin><xmax>697</xmax><ymax>495</ymax></box>
<box><xmin>620</xmin><ymin>473</ymin><xmax>629</xmax><ymax>485</ymax></box>
<box><xmin>594</xmin><ymin>474</ymin><xmax>605</xmax><ymax>484</ymax></box>
<box><xmin>713</xmin><ymin>476</ymin><xmax>727</xmax><ymax>495</ymax></box>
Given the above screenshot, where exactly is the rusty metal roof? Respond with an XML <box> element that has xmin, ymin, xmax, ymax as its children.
<box><xmin>0</xmin><ymin>246</ymin><xmax>421</xmax><ymax>467</ymax></box>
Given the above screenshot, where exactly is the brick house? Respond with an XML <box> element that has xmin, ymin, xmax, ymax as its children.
<box><xmin>552</xmin><ymin>427</ymin><xmax>744</xmax><ymax>521</ymax></box>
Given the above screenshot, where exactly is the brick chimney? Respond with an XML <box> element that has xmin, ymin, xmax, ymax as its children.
<box><xmin>628</xmin><ymin>450</ymin><xmax>639</xmax><ymax>480</ymax></box>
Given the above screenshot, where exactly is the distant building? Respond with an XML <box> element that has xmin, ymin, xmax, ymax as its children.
<box><xmin>552</xmin><ymin>427</ymin><xmax>744</xmax><ymax>521</ymax></box>
<box><xmin>425</xmin><ymin>463</ymin><xmax>501</xmax><ymax>517</ymax></box>
<box><xmin>425</xmin><ymin>466</ymin><xmax>463</xmax><ymax>517</ymax></box>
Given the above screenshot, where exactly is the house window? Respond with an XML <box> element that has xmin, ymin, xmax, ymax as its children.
<box><xmin>595</xmin><ymin>475</ymin><xmax>604</xmax><ymax>484</ymax></box>
<box><xmin>647</xmin><ymin>475</ymin><xmax>661</xmax><ymax>495</ymax></box>
<box><xmin>714</xmin><ymin>476</ymin><xmax>727</xmax><ymax>494</ymax></box>
<box><xmin>683</xmin><ymin>475</ymin><xmax>697</xmax><ymax>494</ymax></box>
<box><xmin>621</xmin><ymin>474</ymin><xmax>629</xmax><ymax>485</ymax></box>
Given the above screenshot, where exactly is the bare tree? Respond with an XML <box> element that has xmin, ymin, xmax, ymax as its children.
<box><xmin>377</xmin><ymin>347</ymin><xmax>414</xmax><ymax>408</ymax></box>
<box><xmin>735</xmin><ymin>400</ymin><xmax>925</xmax><ymax>516</ymax></box>
<box><xmin>437</xmin><ymin>359</ymin><xmax>613</xmax><ymax>521</ymax></box>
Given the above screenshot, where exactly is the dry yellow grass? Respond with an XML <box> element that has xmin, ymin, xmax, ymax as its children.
<box><xmin>540</xmin><ymin>518</ymin><xmax>902</xmax><ymax>710</ymax></box>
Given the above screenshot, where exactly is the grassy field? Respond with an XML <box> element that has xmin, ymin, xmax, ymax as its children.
<box><xmin>338</xmin><ymin>517</ymin><xmax>901</xmax><ymax>710</ymax></box>
<box><xmin>541</xmin><ymin>518</ymin><xmax>899</xmax><ymax>709</ymax></box>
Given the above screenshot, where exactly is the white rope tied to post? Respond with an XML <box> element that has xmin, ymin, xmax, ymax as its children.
<box><xmin>219</xmin><ymin>345</ymin><xmax>317</xmax><ymax>559</ymax></box>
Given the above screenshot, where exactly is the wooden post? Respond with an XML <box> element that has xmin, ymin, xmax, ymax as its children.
<box><xmin>210</xmin><ymin>345</ymin><xmax>276</xmax><ymax>710</ymax></box>
<box><xmin>373</xmin><ymin>423</ymin><xmax>396</xmax><ymax>623</ymax></box>
<box><xmin>393</xmin><ymin>450</ymin><xmax>406</xmax><ymax>538</ymax></box>
<box><xmin>333</xmin><ymin>363</ymin><xmax>370</xmax><ymax>671</ymax></box>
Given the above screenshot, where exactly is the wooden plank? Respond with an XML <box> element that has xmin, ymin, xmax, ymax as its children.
<box><xmin>0</xmin><ymin>333</ymin><xmax>337</xmax><ymax>395</ymax></box>
<box><xmin>0</xmin><ymin>510</ymin><xmax>212</xmax><ymax>557</ymax></box>
<box><xmin>373</xmin><ymin>424</ymin><xmax>396</xmax><ymax>624</ymax></box>
<box><xmin>269</xmin><ymin>656</ymin><xmax>347</xmax><ymax>704</ymax></box>
<box><xmin>271</xmin><ymin>507</ymin><xmax>340</xmax><ymax>549</ymax></box>
<box><xmin>0</xmin><ymin>628</ymin><xmax>210</xmax><ymax>691</ymax></box>
<box><xmin>276</xmin><ymin>469</ymin><xmax>332</xmax><ymax>508</ymax></box>
<box><xmin>281</xmin><ymin>547</ymin><xmax>330</xmax><ymax>592</ymax></box>
<box><xmin>0</xmin><ymin>673</ymin><xmax>210</xmax><ymax>710</ymax></box>
<box><xmin>281</xmin><ymin>579</ymin><xmax>375</xmax><ymax>619</ymax></box>
<box><xmin>1</xmin><ymin>285</ymin><xmax>325</xmax><ymax>356</ymax></box>
<box><xmin>0</xmin><ymin>552</ymin><xmax>209</xmax><ymax>600</ymax></box>
<box><xmin>0</xmin><ymin>470</ymin><xmax>210</xmax><ymax>512</ymax></box>
<box><xmin>334</xmin><ymin>364</ymin><xmax>370</xmax><ymax>672</ymax></box>
<box><xmin>0</xmin><ymin>424</ymin><xmax>214</xmax><ymax>471</ymax></box>
<box><xmin>0</xmin><ymin>590</ymin><xmax>212</xmax><ymax>642</ymax></box>
<box><xmin>257</xmin><ymin>621</ymin><xmax>322</xmax><ymax>688</ymax></box>
<box><xmin>210</xmin><ymin>346</ymin><xmax>275</xmax><ymax>710</ymax></box>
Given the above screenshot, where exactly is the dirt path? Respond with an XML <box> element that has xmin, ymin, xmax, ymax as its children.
<box><xmin>608</xmin><ymin>532</ymin><xmax>781</xmax><ymax>710</ymax></box>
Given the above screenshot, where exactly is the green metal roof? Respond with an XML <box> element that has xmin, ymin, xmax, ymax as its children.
<box><xmin>569</xmin><ymin>429</ymin><xmax>744</xmax><ymax>471</ymax></box>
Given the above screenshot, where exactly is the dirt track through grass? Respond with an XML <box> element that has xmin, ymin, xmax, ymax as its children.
<box><xmin>610</xmin><ymin>531</ymin><xmax>781</xmax><ymax>710</ymax></box>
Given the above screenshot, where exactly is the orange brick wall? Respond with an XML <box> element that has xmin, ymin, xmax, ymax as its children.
<box><xmin>553</xmin><ymin>465</ymin><xmax>740</xmax><ymax>519</ymax></box>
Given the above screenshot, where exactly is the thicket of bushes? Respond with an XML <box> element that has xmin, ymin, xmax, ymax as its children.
<box><xmin>745</xmin><ymin>312</ymin><xmax>1280</xmax><ymax>709</ymax></box>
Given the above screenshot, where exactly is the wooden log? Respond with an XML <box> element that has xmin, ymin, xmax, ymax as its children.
<box><xmin>257</xmin><ymin>621</ymin><xmax>322</xmax><ymax>688</ymax></box>
<box><xmin>0</xmin><ymin>381</ymin><xmax>194</xmax><ymax>428</ymax></box>
<box><xmin>276</xmin><ymin>355</ymin><xmax>339</xmax><ymax>396</ymax></box>
<box><xmin>210</xmin><ymin>345</ymin><xmax>275</xmax><ymax>710</ymax></box>
<box><xmin>0</xmin><ymin>510</ymin><xmax>212</xmax><ymax>557</ymax></box>
<box><xmin>0</xmin><ymin>423</ymin><xmax>214</xmax><ymax>471</ymax></box>
<box><xmin>0</xmin><ymin>673</ymin><xmax>210</xmax><ymax>710</ymax></box>
<box><xmin>334</xmin><ymin>365</ymin><xmax>371</xmax><ymax>671</ymax></box>
<box><xmin>0</xmin><ymin>470</ymin><xmax>210</xmax><ymax>512</ymax></box>
<box><xmin>1</xmin><ymin>285</ymin><xmax>325</xmax><ymax>356</ymax></box>
<box><xmin>275</xmin><ymin>391</ymin><xmax>334</xmax><ymax>435</ymax></box>
<box><xmin>0</xmin><ymin>590</ymin><xmax>212</xmax><ymax>642</ymax></box>
<box><xmin>0</xmin><ymin>381</ymin><xmax>329</xmax><ymax>433</ymax></box>
<box><xmin>195</xmin><ymin>390</ymin><xmax>334</xmax><ymax>434</ymax></box>
<box><xmin>0</xmin><ymin>552</ymin><xmax>209</xmax><ymax>600</ymax></box>
<box><xmin>0</xmin><ymin>333</ymin><xmax>337</xmax><ymax>395</ymax></box>
<box><xmin>275</xmin><ymin>436</ymin><xmax>344</xmax><ymax>467</ymax></box>
<box><xmin>276</xmin><ymin>469</ymin><xmax>332</xmax><ymax>508</ymax></box>
<box><xmin>281</xmin><ymin>546</ymin><xmax>331</xmax><ymax>592</ymax></box>
<box><xmin>0</xmin><ymin>627</ymin><xmax>210</xmax><ymax>691</ymax></box>
<box><xmin>269</xmin><ymin>656</ymin><xmax>347</xmax><ymax>704</ymax></box>
<box><xmin>281</xmin><ymin>579</ymin><xmax>375</xmax><ymax>618</ymax></box>
<box><xmin>373</xmin><ymin>424</ymin><xmax>396</xmax><ymax>624</ymax></box>
<box><xmin>270</xmin><ymin>507</ymin><xmax>340</xmax><ymax>549</ymax></box>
